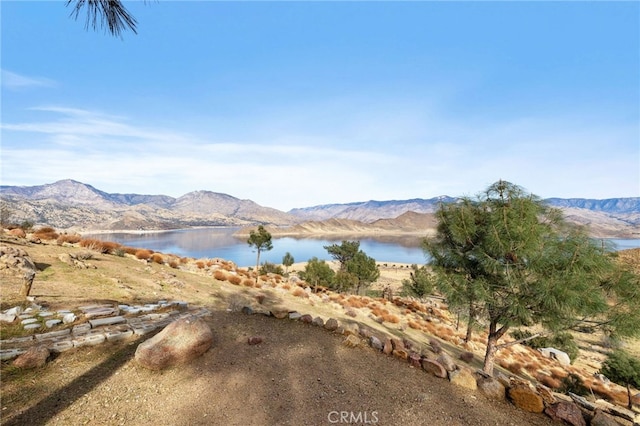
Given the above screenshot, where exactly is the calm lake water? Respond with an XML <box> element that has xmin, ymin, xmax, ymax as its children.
<box><xmin>84</xmin><ymin>227</ymin><xmax>640</xmax><ymax>268</ymax></box>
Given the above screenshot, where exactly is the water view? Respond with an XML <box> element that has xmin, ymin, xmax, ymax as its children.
<box><xmin>84</xmin><ymin>228</ymin><xmax>639</xmax><ymax>268</ymax></box>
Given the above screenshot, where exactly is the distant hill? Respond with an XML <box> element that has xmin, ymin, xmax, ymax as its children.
<box><xmin>1</xmin><ymin>180</ymin><xmax>638</xmax><ymax>238</ymax></box>
<box><xmin>1</xmin><ymin>180</ymin><xmax>296</xmax><ymax>231</ymax></box>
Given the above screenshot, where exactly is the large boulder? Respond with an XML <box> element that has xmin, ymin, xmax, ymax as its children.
<box><xmin>538</xmin><ymin>347</ymin><xmax>571</xmax><ymax>366</ymax></box>
<box><xmin>135</xmin><ymin>316</ymin><xmax>213</xmax><ymax>370</ymax></box>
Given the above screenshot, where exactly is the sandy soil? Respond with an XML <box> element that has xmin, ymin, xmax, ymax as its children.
<box><xmin>1</xmin><ymin>310</ymin><xmax>554</xmax><ymax>426</ymax></box>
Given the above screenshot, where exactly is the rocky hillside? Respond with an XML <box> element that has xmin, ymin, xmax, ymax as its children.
<box><xmin>2</xmin><ymin>180</ymin><xmax>638</xmax><ymax>238</ymax></box>
<box><xmin>1</xmin><ymin>180</ymin><xmax>296</xmax><ymax>231</ymax></box>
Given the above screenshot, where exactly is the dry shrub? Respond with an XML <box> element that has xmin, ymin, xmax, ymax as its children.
<box><xmin>34</xmin><ymin>226</ymin><xmax>59</xmax><ymax>240</ymax></box>
<box><xmin>525</xmin><ymin>360</ymin><xmax>542</xmax><ymax>372</ymax></box>
<box><xmin>151</xmin><ymin>253</ymin><xmax>164</xmax><ymax>264</ymax></box>
<box><xmin>57</xmin><ymin>234</ymin><xmax>81</xmax><ymax>245</ymax></box>
<box><xmin>255</xmin><ymin>294</ymin><xmax>266</xmax><ymax>304</ymax></box>
<box><xmin>381</xmin><ymin>313</ymin><xmax>400</xmax><ymax>324</ymax></box>
<box><xmin>506</xmin><ymin>361</ymin><xmax>524</xmax><ymax>374</ymax></box>
<box><xmin>228</xmin><ymin>275</ymin><xmax>242</xmax><ymax>285</ymax></box>
<box><xmin>195</xmin><ymin>261</ymin><xmax>205</xmax><ymax>269</ymax></box>
<box><xmin>345</xmin><ymin>297</ymin><xmax>367</xmax><ymax>309</ymax></box>
<box><xmin>536</xmin><ymin>374</ymin><xmax>562</xmax><ymax>389</ymax></box>
<box><xmin>422</xmin><ymin>322</ymin><xmax>438</xmax><ymax>335</ymax></box>
<box><xmin>292</xmin><ymin>288</ymin><xmax>308</xmax><ymax>298</ymax></box>
<box><xmin>242</xmin><ymin>278</ymin><xmax>255</xmax><ymax>287</ymax></box>
<box><xmin>254</xmin><ymin>282</ymin><xmax>262</xmax><ymax>288</ymax></box>
<box><xmin>102</xmin><ymin>241</ymin><xmax>121</xmax><ymax>254</ymax></box>
<box><xmin>180</xmin><ymin>257</ymin><xmax>189</xmax><ymax>264</ymax></box>
<box><xmin>124</xmin><ymin>246</ymin><xmax>138</xmax><ymax>255</ymax></box>
<box><xmin>213</xmin><ymin>270</ymin><xmax>227</xmax><ymax>281</ymax></box>
<box><xmin>135</xmin><ymin>249</ymin><xmax>152</xmax><ymax>260</ymax></box>
<box><xmin>550</xmin><ymin>367</ymin><xmax>568</xmax><ymax>380</ymax></box>
<box><xmin>408</xmin><ymin>320</ymin><xmax>421</xmax><ymax>330</ymax></box>
<box><xmin>282</xmin><ymin>284</ymin><xmax>291</xmax><ymax>290</ymax></box>
<box><xmin>206</xmin><ymin>260</ymin><xmax>214</xmax><ymax>267</ymax></box>
<box><xmin>274</xmin><ymin>274</ymin><xmax>282</xmax><ymax>281</ymax></box>
<box><xmin>168</xmin><ymin>260</ymin><xmax>179</xmax><ymax>269</ymax></box>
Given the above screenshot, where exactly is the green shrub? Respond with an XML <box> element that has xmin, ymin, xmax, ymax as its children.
<box><xmin>559</xmin><ymin>373</ymin><xmax>588</xmax><ymax>396</ymax></box>
<box><xmin>600</xmin><ymin>350</ymin><xmax>640</xmax><ymax>389</ymax></box>
<box><xmin>259</xmin><ymin>262</ymin><xmax>284</xmax><ymax>275</ymax></box>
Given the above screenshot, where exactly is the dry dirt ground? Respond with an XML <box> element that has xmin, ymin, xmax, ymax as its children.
<box><xmin>2</xmin><ymin>237</ymin><xmax>638</xmax><ymax>425</ymax></box>
<box><xmin>2</xmin><ymin>309</ymin><xmax>555</xmax><ymax>426</ymax></box>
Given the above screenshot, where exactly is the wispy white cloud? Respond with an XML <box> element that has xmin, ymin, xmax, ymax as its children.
<box><xmin>1</xmin><ymin>104</ymin><xmax>638</xmax><ymax>210</ymax></box>
<box><xmin>1</xmin><ymin>70</ymin><xmax>56</xmax><ymax>90</ymax></box>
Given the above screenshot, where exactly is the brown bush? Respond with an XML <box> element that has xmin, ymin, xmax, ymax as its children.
<box><xmin>102</xmin><ymin>241</ymin><xmax>121</xmax><ymax>254</ymax></box>
<box><xmin>124</xmin><ymin>246</ymin><xmax>138</xmax><ymax>255</ymax></box>
<box><xmin>168</xmin><ymin>260</ymin><xmax>179</xmax><ymax>269</ymax></box>
<box><xmin>282</xmin><ymin>283</ymin><xmax>291</xmax><ymax>290</ymax></box>
<box><xmin>536</xmin><ymin>374</ymin><xmax>561</xmax><ymax>389</ymax></box>
<box><xmin>135</xmin><ymin>249</ymin><xmax>152</xmax><ymax>260</ymax></box>
<box><xmin>57</xmin><ymin>234</ymin><xmax>82</xmax><ymax>245</ymax></box>
<box><xmin>381</xmin><ymin>313</ymin><xmax>400</xmax><ymax>324</ymax></box>
<box><xmin>34</xmin><ymin>227</ymin><xmax>59</xmax><ymax>240</ymax></box>
<box><xmin>408</xmin><ymin>320</ymin><xmax>421</xmax><ymax>330</ymax></box>
<box><xmin>213</xmin><ymin>270</ymin><xmax>227</xmax><ymax>281</ymax></box>
<box><xmin>550</xmin><ymin>367</ymin><xmax>568</xmax><ymax>380</ymax></box>
<box><xmin>180</xmin><ymin>257</ymin><xmax>190</xmax><ymax>264</ymax></box>
<box><xmin>242</xmin><ymin>278</ymin><xmax>254</xmax><ymax>287</ymax></box>
<box><xmin>151</xmin><ymin>253</ymin><xmax>164</xmax><ymax>264</ymax></box>
<box><xmin>292</xmin><ymin>288</ymin><xmax>307</xmax><ymax>298</ymax></box>
<box><xmin>506</xmin><ymin>361</ymin><xmax>523</xmax><ymax>374</ymax></box>
<box><xmin>228</xmin><ymin>275</ymin><xmax>241</xmax><ymax>285</ymax></box>
<box><xmin>195</xmin><ymin>261</ymin><xmax>205</xmax><ymax>269</ymax></box>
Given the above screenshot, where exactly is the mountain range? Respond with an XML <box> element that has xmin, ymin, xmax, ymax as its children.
<box><xmin>1</xmin><ymin>179</ymin><xmax>638</xmax><ymax>238</ymax></box>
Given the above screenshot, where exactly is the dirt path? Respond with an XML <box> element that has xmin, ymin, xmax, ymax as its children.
<box><xmin>2</xmin><ymin>309</ymin><xmax>553</xmax><ymax>426</ymax></box>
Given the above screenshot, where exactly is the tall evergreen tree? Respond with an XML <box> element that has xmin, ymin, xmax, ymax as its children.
<box><xmin>425</xmin><ymin>180</ymin><xmax>640</xmax><ymax>374</ymax></box>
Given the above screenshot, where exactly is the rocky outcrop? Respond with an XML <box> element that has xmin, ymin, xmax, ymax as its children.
<box><xmin>0</xmin><ymin>246</ymin><xmax>37</xmax><ymax>296</ymax></box>
<box><xmin>135</xmin><ymin>316</ymin><xmax>213</xmax><ymax>370</ymax></box>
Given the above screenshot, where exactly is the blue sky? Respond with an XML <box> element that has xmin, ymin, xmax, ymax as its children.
<box><xmin>1</xmin><ymin>1</ymin><xmax>638</xmax><ymax>211</ymax></box>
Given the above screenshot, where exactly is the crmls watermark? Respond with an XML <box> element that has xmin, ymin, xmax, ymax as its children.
<box><xmin>327</xmin><ymin>411</ymin><xmax>379</xmax><ymax>424</ymax></box>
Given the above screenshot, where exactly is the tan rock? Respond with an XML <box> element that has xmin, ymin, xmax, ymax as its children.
<box><xmin>343</xmin><ymin>334</ymin><xmax>360</xmax><ymax>348</ymax></box>
<box><xmin>437</xmin><ymin>352</ymin><xmax>457</xmax><ymax>372</ymax></box>
<box><xmin>135</xmin><ymin>316</ymin><xmax>213</xmax><ymax>370</ymax></box>
<box><xmin>477</xmin><ymin>377</ymin><xmax>506</xmax><ymax>400</ymax></box>
<box><xmin>508</xmin><ymin>383</ymin><xmax>545</xmax><ymax>413</ymax></box>
<box><xmin>324</xmin><ymin>318</ymin><xmax>339</xmax><ymax>331</ymax></box>
<box><xmin>448</xmin><ymin>368</ymin><xmax>477</xmax><ymax>390</ymax></box>
<box><xmin>382</xmin><ymin>338</ymin><xmax>393</xmax><ymax>355</ymax></box>
<box><xmin>392</xmin><ymin>349</ymin><xmax>408</xmax><ymax>360</ymax></box>
<box><xmin>422</xmin><ymin>358</ymin><xmax>447</xmax><ymax>378</ymax></box>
